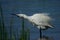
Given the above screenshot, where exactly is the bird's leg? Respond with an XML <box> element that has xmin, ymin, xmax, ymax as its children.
<box><xmin>40</xmin><ymin>28</ymin><xmax>42</xmax><ymax>38</ymax></box>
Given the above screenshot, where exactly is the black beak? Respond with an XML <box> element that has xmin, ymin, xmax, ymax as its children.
<box><xmin>11</xmin><ymin>14</ymin><xmax>19</xmax><ymax>17</ymax></box>
<box><xmin>11</xmin><ymin>14</ymin><xmax>16</xmax><ymax>15</ymax></box>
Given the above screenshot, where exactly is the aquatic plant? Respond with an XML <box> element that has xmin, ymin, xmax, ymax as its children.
<box><xmin>19</xmin><ymin>18</ymin><xmax>30</xmax><ymax>40</ymax></box>
<box><xmin>0</xmin><ymin>3</ymin><xmax>8</xmax><ymax>40</ymax></box>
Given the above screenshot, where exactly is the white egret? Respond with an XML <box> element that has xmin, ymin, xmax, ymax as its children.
<box><xmin>12</xmin><ymin>13</ymin><xmax>54</xmax><ymax>38</ymax></box>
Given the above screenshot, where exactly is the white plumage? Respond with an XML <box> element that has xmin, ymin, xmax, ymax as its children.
<box><xmin>13</xmin><ymin>13</ymin><xmax>54</xmax><ymax>30</ymax></box>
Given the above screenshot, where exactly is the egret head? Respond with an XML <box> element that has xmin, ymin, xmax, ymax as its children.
<box><xmin>12</xmin><ymin>14</ymin><xmax>28</xmax><ymax>19</ymax></box>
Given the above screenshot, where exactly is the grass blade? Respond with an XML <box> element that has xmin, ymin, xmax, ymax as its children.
<box><xmin>19</xmin><ymin>18</ymin><xmax>30</xmax><ymax>40</ymax></box>
<box><xmin>9</xmin><ymin>15</ymin><xmax>15</xmax><ymax>40</ymax></box>
<box><xmin>0</xmin><ymin>2</ymin><xmax>8</xmax><ymax>40</ymax></box>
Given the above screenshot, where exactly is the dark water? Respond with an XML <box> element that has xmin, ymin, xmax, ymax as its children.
<box><xmin>1</xmin><ymin>0</ymin><xmax>60</xmax><ymax>40</ymax></box>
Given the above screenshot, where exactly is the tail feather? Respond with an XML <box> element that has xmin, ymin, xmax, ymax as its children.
<box><xmin>48</xmin><ymin>24</ymin><xmax>54</xmax><ymax>28</ymax></box>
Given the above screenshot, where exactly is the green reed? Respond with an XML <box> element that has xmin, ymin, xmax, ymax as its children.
<box><xmin>0</xmin><ymin>2</ymin><xmax>30</xmax><ymax>40</ymax></box>
<box><xmin>19</xmin><ymin>18</ymin><xmax>30</xmax><ymax>40</ymax></box>
<box><xmin>0</xmin><ymin>3</ymin><xmax>8</xmax><ymax>40</ymax></box>
<box><xmin>9</xmin><ymin>15</ymin><xmax>16</xmax><ymax>40</ymax></box>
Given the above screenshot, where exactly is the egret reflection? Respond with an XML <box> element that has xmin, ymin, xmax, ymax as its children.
<box><xmin>38</xmin><ymin>35</ymin><xmax>54</xmax><ymax>40</ymax></box>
